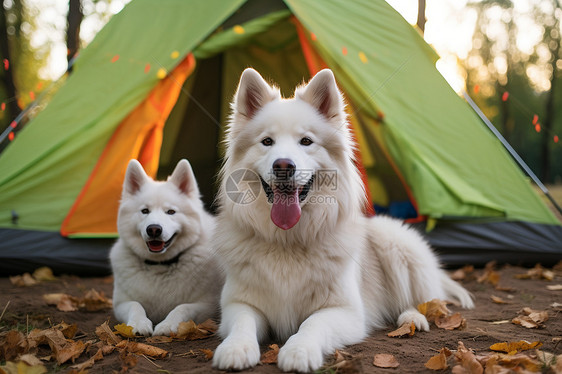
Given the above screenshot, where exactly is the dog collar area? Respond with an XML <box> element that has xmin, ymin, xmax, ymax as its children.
<box><xmin>144</xmin><ymin>252</ymin><xmax>182</xmax><ymax>266</ymax></box>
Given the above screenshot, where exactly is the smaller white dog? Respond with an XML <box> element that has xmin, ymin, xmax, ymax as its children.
<box><xmin>110</xmin><ymin>159</ymin><xmax>222</xmax><ymax>336</ymax></box>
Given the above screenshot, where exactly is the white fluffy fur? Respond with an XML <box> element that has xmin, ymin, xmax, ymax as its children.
<box><xmin>212</xmin><ymin>69</ymin><xmax>474</xmax><ymax>372</ymax></box>
<box><xmin>110</xmin><ymin>159</ymin><xmax>222</xmax><ymax>336</ymax></box>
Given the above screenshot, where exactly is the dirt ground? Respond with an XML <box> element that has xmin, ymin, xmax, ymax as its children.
<box><xmin>1</xmin><ymin>263</ymin><xmax>561</xmax><ymax>373</ymax></box>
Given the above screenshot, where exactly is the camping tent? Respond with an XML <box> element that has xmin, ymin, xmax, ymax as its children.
<box><xmin>0</xmin><ymin>0</ymin><xmax>560</xmax><ymax>275</ymax></box>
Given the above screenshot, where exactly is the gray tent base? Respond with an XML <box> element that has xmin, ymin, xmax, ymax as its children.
<box><xmin>1</xmin><ymin>220</ymin><xmax>561</xmax><ymax>276</ymax></box>
<box><xmin>1</xmin><ymin>229</ymin><xmax>114</xmax><ymax>276</ymax></box>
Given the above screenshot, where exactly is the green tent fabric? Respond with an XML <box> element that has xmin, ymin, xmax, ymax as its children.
<box><xmin>0</xmin><ymin>0</ymin><xmax>560</xmax><ymax>275</ymax></box>
<box><xmin>0</xmin><ymin>0</ymin><xmax>244</xmax><ymax>231</ymax></box>
<box><xmin>285</xmin><ymin>0</ymin><xmax>557</xmax><ymax>225</ymax></box>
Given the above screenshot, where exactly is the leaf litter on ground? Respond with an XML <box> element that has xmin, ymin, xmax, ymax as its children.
<box><xmin>512</xmin><ymin>307</ymin><xmax>548</xmax><ymax>329</ymax></box>
<box><xmin>43</xmin><ymin>289</ymin><xmax>112</xmax><ymax>312</ymax></box>
<box><xmin>515</xmin><ymin>263</ymin><xmax>554</xmax><ymax>281</ymax></box>
<box><xmin>418</xmin><ymin>299</ymin><xmax>466</xmax><ymax>330</ymax></box>
<box><xmin>387</xmin><ymin>321</ymin><xmax>415</xmax><ymax>337</ymax></box>
<box><xmin>373</xmin><ymin>353</ymin><xmax>400</xmax><ymax>368</ymax></box>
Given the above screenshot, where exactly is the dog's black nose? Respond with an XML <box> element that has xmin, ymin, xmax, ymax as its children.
<box><xmin>146</xmin><ymin>224</ymin><xmax>162</xmax><ymax>238</ymax></box>
<box><xmin>272</xmin><ymin>158</ymin><xmax>296</xmax><ymax>179</ymax></box>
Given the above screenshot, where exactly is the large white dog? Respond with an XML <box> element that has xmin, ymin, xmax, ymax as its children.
<box><xmin>212</xmin><ymin>69</ymin><xmax>474</xmax><ymax>372</ymax></box>
<box><xmin>110</xmin><ymin>159</ymin><xmax>222</xmax><ymax>336</ymax></box>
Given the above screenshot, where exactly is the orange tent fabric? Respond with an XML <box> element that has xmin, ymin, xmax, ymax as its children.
<box><xmin>60</xmin><ymin>54</ymin><xmax>196</xmax><ymax>236</ymax></box>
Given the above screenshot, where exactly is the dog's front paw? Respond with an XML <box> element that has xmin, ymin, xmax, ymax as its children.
<box><xmin>129</xmin><ymin>317</ymin><xmax>153</xmax><ymax>336</ymax></box>
<box><xmin>397</xmin><ymin>309</ymin><xmax>429</xmax><ymax>332</ymax></box>
<box><xmin>212</xmin><ymin>335</ymin><xmax>260</xmax><ymax>370</ymax></box>
<box><xmin>278</xmin><ymin>337</ymin><xmax>324</xmax><ymax>373</ymax></box>
<box><xmin>153</xmin><ymin>320</ymin><xmax>176</xmax><ymax>336</ymax></box>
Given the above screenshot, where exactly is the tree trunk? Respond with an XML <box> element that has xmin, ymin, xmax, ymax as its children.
<box><xmin>66</xmin><ymin>0</ymin><xmax>83</xmax><ymax>68</ymax></box>
<box><xmin>417</xmin><ymin>0</ymin><xmax>426</xmax><ymax>33</ymax></box>
<box><xmin>0</xmin><ymin>2</ymin><xmax>20</xmax><ymax>121</ymax></box>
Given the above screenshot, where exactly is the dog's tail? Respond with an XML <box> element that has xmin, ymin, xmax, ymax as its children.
<box><xmin>440</xmin><ymin>272</ymin><xmax>474</xmax><ymax>309</ymax></box>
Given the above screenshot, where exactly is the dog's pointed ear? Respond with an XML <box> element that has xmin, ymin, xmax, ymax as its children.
<box><xmin>169</xmin><ymin>159</ymin><xmax>199</xmax><ymax>197</ymax></box>
<box><xmin>123</xmin><ymin>159</ymin><xmax>148</xmax><ymax>196</ymax></box>
<box><xmin>233</xmin><ymin>68</ymin><xmax>280</xmax><ymax>120</ymax></box>
<box><xmin>296</xmin><ymin>69</ymin><xmax>344</xmax><ymax>122</ymax></box>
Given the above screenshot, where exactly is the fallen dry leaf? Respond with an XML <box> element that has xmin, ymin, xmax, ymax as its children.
<box><xmin>70</xmin><ymin>348</ymin><xmax>104</xmax><ymax>371</ymax></box>
<box><xmin>9</xmin><ymin>273</ymin><xmax>38</xmax><ymax>287</ymax></box>
<box><xmin>453</xmin><ymin>341</ymin><xmax>483</xmax><ymax>374</ymax></box>
<box><xmin>114</xmin><ymin>324</ymin><xmax>135</xmax><ymax>338</ymax></box>
<box><xmin>477</xmin><ymin>270</ymin><xmax>500</xmax><ymax>286</ymax></box>
<box><xmin>515</xmin><ymin>264</ymin><xmax>554</xmax><ymax>281</ymax></box>
<box><xmin>81</xmin><ymin>289</ymin><xmax>112</xmax><ymax>311</ymax></box>
<box><xmin>0</xmin><ymin>361</ymin><xmax>47</xmax><ymax>374</ymax></box>
<box><xmin>116</xmin><ymin>341</ymin><xmax>168</xmax><ymax>359</ymax></box>
<box><xmin>54</xmin><ymin>322</ymin><xmax>78</xmax><ymax>339</ymax></box>
<box><xmin>31</xmin><ymin>267</ymin><xmax>56</xmax><ymax>282</ymax></box>
<box><xmin>387</xmin><ymin>322</ymin><xmax>415</xmax><ymax>337</ymax></box>
<box><xmin>51</xmin><ymin>339</ymin><xmax>85</xmax><ymax>365</ymax></box>
<box><xmin>42</xmin><ymin>293</ymin><xmax>79</xmax><ymax>312</ymax></box>
<box><xmin>173</xmin><ymin>319</ymin><xmax>217</xmax><ymax>340</ymax></box>
<box><xmin>0</xmin><ymin>330</ymin><xmax>28</xmax><ymax>361</ymax></box>
<box><xmin>95</xmin><ymin>321</ymin><xmax>122</xmax><ymax>345</ymax></box>
<box><xmin>27</xmin><ymin>327</ymin><xmax>85</xmax><ymax>365</ymax></box>
<box><xmin>200</xmin><ymin>348</ymin><xmax>214</xmax><ymax>361</ymax></box>
<box><xmin>547</xmin><ymin>284</ymin><xmax>562</xmax><ymax>291</ymax></box>
<box><xmin>418</xmin><ymin>299</ymin><xmax>451</xmax><ymax>323</ymax></box>
<box><xmin>450</xmin><ymin>265</ymin><xmax>475</xmax><ymax>281</ymax></box>
<box><xmin>373</xmin><ymin>353</ymin><xmax>399</xmax><ymax>368</ymax></box>
<box><xmin>497</xmin><ymin>353</ymin><xmax>540</xmax><ymax>372</ymax></box>
<box><xmin>43</xmin><ymin>289</ymin><xmax>111</xmax><ymax>313</ymax></box>
<box><xmin>536</xmin><ymin>350</ymin><xmax>561</xmax><ymax>372</ymax></box>
<box><xmin>512</xmin><ymin>307</ymin><xmax>548</xmax><ymax>329</ymax></box>
<box><xmin>425</xmin><ymin>348</ymin><xmax>451</xmax><ymax>370</ymax></box>
<box><xmin>494</xmin><ymin>284</ymin><xmax>515</xmax><ymax>292</ymax></box>
<box><xmin>260</xmin><ymin>344</ymin><xmax>279</xmax><ymax>364</ymax></box>
<box><xmin>324</xmin><ymin>350</ymin><xmax>361</xmax><ymax>373</ymax></box>
<box><xmin>118</xmin><ymin>350</ymin><xmax>138</xmax><ymax>371</ymax></box>
<box><xmin>17</xmin><ymin>354</ymin><xmax>43</xmax><ymax>367</ymax></box>
<box><xmin>93</xmin><ymin>341</ymin><xmax>115</xmax><ymax>356</ymax></box>
<box><xmin>435</xmin><ymin>313</ymin><xmax>466</xmax><ymax>330</ymax></box>
<box><xmin>489</xmin><ymin>340</ymin><xmax>542</xmax><ymax>354</ymax></box>
<box><xmin>145</xmin><ymin>336</ymin><xmax>173</xmax><ymax>344</ymax></box>
<box><xmin>490</xmin><ymin>295</ymin><xmax>509</xmax><ymax>304</ymax></box>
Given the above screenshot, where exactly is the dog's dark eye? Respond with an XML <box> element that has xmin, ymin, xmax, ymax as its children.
<box><xmin>166</xmin><ymin>209</ymin><xmax>176</xmax><ymax>215</ymax></box>
<box><xmin>261</xmin><ymin>137</ymin><xmax>274</xmax><ymax>146</ymax></box>
<box><xmin>141</xmin><ymin>208</ymin><xmax>150</xmax><ymax>214</ymax></box>
<box><xmin>300</xmin><ymin>137</ymin><xmax>313</xmax><ymax>146</ymax></box>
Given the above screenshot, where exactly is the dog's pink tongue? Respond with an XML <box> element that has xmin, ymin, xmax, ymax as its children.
<box><xmin>271</xmin><ymin>188</ymin><xmax>301</xmax><ymax>230</ymax></box>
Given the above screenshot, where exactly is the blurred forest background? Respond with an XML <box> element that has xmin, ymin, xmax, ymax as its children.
<box><xmin>0</xmin><ymin>0</ymin><xmax>560</xmax><ymax>183</ymax></box>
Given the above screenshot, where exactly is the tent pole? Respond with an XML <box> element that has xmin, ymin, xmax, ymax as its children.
<box><xmin>463</xmin><ymin>91</ymin><xmax>562</xmax><ymax>216</ymax></box>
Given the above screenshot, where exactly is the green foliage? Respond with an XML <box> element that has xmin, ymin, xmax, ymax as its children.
<box><xmin>462</xmin><ymin>0</ymin><xmax>562</xmax><ymax>183</ymax></box>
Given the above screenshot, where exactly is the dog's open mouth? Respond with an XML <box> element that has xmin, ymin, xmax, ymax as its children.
<box><xmin>146</xmin><ymin>233</ymin><xmax>176</xmax><ymax>253</ymax></box>
<box><xmin>259</xmin><ymin>175</ymin><xmax>315</xmax><ymax>230</ymax></box>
